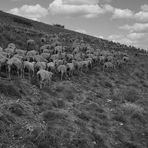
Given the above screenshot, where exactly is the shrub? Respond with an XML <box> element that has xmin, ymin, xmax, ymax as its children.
<box><xmin>121</xmin><ymin>88</ymin><xmax>141</xmax><ymax>103</ymax></box>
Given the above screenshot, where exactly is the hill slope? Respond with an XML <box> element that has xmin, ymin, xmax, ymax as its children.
<box><xmin>0</xmin><ymin>11</ymin><xmax>148</xmax><ymax>148</ymax></box>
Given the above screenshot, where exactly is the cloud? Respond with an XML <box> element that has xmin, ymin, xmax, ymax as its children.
<box><xmin>120</xmin><ymin>23</ymin><xmax>148</xmax><ymax>32</ymax></box>
<box><xmin>48</xmin><ymin>0</ymin><xmax>105</xmax><ymax>18</ymax></box>
<box><xmin>108</xmin><ymin>32</ymin><xmax>146</xmax><ymax>46</ymax></box>
<box><xmin>8</xmin><ymin>4</ymin><xmax>48</xmax><ymax>21</ymax></box>
<box><xmin>127</xmin><ymin>33</ymin><xmax>145</xmax><ymax>40</ymax></box>
<box><xmin>62</xmin><ymin>0</ymin><xmax>99</xmax><ymax>5</ymax></box>
<box><xmin>112</xmin><ymin>8</ymin><xmax>134</xmax><ymax>19</ymax></box>
<box><xmin>135</xmin><ymin>11</ymin><xmax>148</xmax><ymax>22</ymax></box>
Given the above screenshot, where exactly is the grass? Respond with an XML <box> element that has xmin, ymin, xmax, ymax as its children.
<box><xmin>0</xmin><ymin>10</ymin><xmax>148</xmax><ymax>148</ymax></box>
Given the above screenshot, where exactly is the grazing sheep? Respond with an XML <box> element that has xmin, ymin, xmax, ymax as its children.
<box><xmin>54</xmin><ymin>46</ymin><xmax>63</xmax><ymax>54</ymax></box>
<box><xmin>40</xmin><ymin>37</ymin><xmax>46</xmax><ymax>43</ymax></box>
<box><xmin>50</xmin><ymin>54</ymin><xmax>59</xmax><ymax>61</ymax></box>
<box><xmin>23</xmin><ymin>61</ymin><xmax>35</xmax><ymax>79</ymax></box>
<box><xmin>43</xmin><ymin>48</ymin><xmax>50</xmax><ymax>53</ymax></box>
<box><xmin>15</xmin><ymin>49</ymin><xmax>26</xmax><ymax>56</ymax></box>
<box><xmin>66</xmin><ymin>54</ymin><xmax>73</xmax><ymax>62</ymax></box>
<box><xmin>57</xmin><ymin>64</ymin><xmax>67</xmax><ymax>80</ymax></box>
<box><xmin>35</xmin><ymin>62</ymin><xmax>47</xmax><ymax>71</ymax></box>
<box><xmin>41</xmin><ymin>53</ymin><xmax>50</xmax><ymax>61</ymax></box>
<box><xmin>66</xmin><ymin>62</ymin><xmax>75</xmax><ymax>76</ymax></box>
<box><xmin>27</xmin><ymin>39</ymin><xmax>36</xmax><ymax>51</ymax></box>
<box><xmin>4</xmin><ymin>47</ymin><xmax>15</xmax><ymax>58</ymax></box>
<box><xmin>47</xmin><ymin>62</ymin><xmax>55</xmax><ymax>72</ymax></box>
<box><xmin>106</xmin><ymin>55</ymin><xmax>114</xmax><ymax>62</ymax></box>
<box><xmin>99</xmin><ymin>55</ymin><xmax>106</xmax><ymax>64</ymax></box>
<box><xmin>72</xmin><ymin>47</ymin><xmax>79</xmax><ymax>54</ymax></box>
<box><xmin>7</xmin><ymin>43</ymin><xmax>16</xmax><ymax>50</ymax></box>
<box><xmin>37</xmin><ymin>70</ymin><xmax>53</xmax><ymax>89</ymax></box>
<box><xmin>103</xmin><ymin>62</ymin><xmax>115</xmax><ymax>72</ymax></box>
<box><xmin>123</xmin><ymin>56</ymin><xmax>129</xmax><ymax>63</ymax></box>
<box><xmin>34</xmin><ymin>55</ymin><xmax>48</xmax><ymax>62</ymax></box>
<box><xmin>13</xmin><ymin>54</ymin><xmax>24</xmax><ymax>61</ymax></box>
<box><xmin>26</xmin><ymin>50</ymin><xmax>38</xmax><ymax>57</ymax></box>
<box><xmin>40</xmin><ymin>44</ymin><xmax>51</xmax><ymax>53</ymax></box>
<box><xmin>7</xmin><ymin>57</ymin><xmax>23</xmax><ymax>79</ymax></box>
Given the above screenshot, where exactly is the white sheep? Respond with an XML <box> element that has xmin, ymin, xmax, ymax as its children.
<box><xmin>23</xmin><ymin>61</ymin><xmax>35</xmax><ymax>79</ymax></box>
<box><xmin>7</xmin><ymin>57</ymin><xmax>23</xmax><ymax>79</ymax></box>
<box><xmin>37</xmin><ymin>70</ymin><xmax>53</xmax><ymax>89</ymax></box>
<box><xmin>103</xmin><ymin>62</ymin><xmax>115</xmax><ymax>72</ymax></box>
<box><xmin>15</xmin><ymin>49</ymin><xmax>26</xmax><ymax>56</ymax></box>
<box><xmin>41</xmin><ymin>53</ymin><xmax>50</xmax><ymax>61</ymax></box>
<box><xmin>47</xmin><ymin>62</ymin><xmax>56</xmax><ymax>72</ymax></box>
<box><xmin>35</xmin><ymin>62</ymin><xmax>47</xmax><ymax>71</ymax></box>
<box><xmin>54</xmin><ymin>46</ymin><xmax>63</xmax><ymax>54</ymax></box>
<box><xmin>123</xmin><ymin>56</ymin><xmax>129</xmax><ymax>63</ymax></box>
<box><xmin>57</xmin><ymin>64</ymin><xmax>67</xmax><ymax>80</ymax></box>
<box><xmin>7</xmin><ymin>43</ymin><xmax>16</xmax><ymax>50</ymax></box>
<box><xmin>66</xmin><ymin>62</ymin><xmax>75</xmax><ymax>76</ymax></box>
<box><xmin>99</xmin><ymin>55</ymin><xmax>106</xmax><ymax>64</ymax></box>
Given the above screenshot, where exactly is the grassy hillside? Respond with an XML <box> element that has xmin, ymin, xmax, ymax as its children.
<box><xmin>0</xmin><ymin>11</ymin><xmax>148</xmax><ymax>148</ymax></box>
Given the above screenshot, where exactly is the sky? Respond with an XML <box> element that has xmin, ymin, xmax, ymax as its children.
<box><xmin>0</xmin><ymin>0</ymin><xmax>148</xmax><ymax>50</ymax></box>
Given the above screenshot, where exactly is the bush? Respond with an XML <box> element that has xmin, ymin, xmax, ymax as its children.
<box><xmin>121</xmin><ymin>88</ymin><xmax>141</xmax><ymax>103</ymax></box>
<box><xmin>0</xmin><ymin>81</ymin><xmax>21</xmax><ymax>98</ymax></box>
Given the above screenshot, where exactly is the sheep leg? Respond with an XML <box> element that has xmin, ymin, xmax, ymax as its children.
<box><xmin>61</xmin><ymin>72</ymin><xmax>63</xmax><ymax>81</ymax></box>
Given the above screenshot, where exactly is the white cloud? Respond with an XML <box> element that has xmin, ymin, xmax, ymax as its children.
<box><xmin>120</xmin><ymin>23</ymin><xmax>148</xmax><ymax>32</ymax></box>
<box><xmin>127</xmin><ymin>33</ymin><xmax>145</xmax><ymax>40</ymax></box>
<box><xmin>135</xmin><ymin>11</ymin><xmax>148</xmax><ymax>22</ymax></box>
<box><xmin>48</xmin><ymin>0</ymin><xmax>105</xmax><ymax>18</ymax></box>
<box><xmin>108</xmin><ymin>32</ymin><xmax>146</xmax><ymax>46</ymax></box>
<box><xmin>112</xmin><ymin>8</ymin><xmax>134</xmax><ymax>19</ymax></box>
<box><xmin>62</xmin><ymin>0</ymin><xmax>99</xmax><ymax>5</ymax></box>
<box><xmin>8</xmin><ymin>4</ymin><xmax>48</xmax><ymax>21</ymax></box>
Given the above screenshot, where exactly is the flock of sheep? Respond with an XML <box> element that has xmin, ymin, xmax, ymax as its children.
<box><xmin>0</xmin><ymin>33</ymin><xmax>130</xmax><ymax>88</ymax></box>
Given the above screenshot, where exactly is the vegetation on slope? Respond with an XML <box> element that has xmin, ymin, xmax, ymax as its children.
<box><xmin>0</xmin><ymin>11</ymin><xmax>148</xmax><ymax>148</ymax></box>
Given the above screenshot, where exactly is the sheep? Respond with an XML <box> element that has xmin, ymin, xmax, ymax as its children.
<box><xmin>66</xmin><ymin>62</ymin><xmax>75</xmax><ymax>76</ymax></box>
<box><xmin>15</xmin><ymin>49</ymin><xmax>27</xmax><ymax>57</ymax></box>
<box><xmin>99</xmin><ymin>55</ymin><xmax>106</xmax><ymax>64</ymax></box>
<box><xmin>54</xmin><ymin>46</ymin><xmax>63</xmax><ymax>54</ymax></box>
<box><xmin>35</xmin><ymin>62</ymin><xmax>47</xmax><ymax>71</ymax></box>
<box><xmin>40</xmin><ymin>44</ymin><xmax>51</xmax><ymax>53</ymax></box>
<box><xmin>40</xmin><ymin>37</ymin><xmax>46</xmax><ymax>44</ymax></box>
<box><xmin>106</xmin><ymin>55</ymin><xmax>114</xmax><ymax>62</ymax></box>
<box><xmin>43</xmin><ymin>48</ymin><xmax>50</xmax><ymax>53</ymax></box>
<box><xmin>26</xmin><ymin>50</ymin><xmax>38</xmax><ymax>57</ymax></box>
<box><xmin>34</xmin><ymin>55</ymin><xmax>48</xmax><ymax>62</ymax></box>
<box><xmin>57</xmin><ymin>64</ymin><xmax>67</xmax><ymax>80</ymax></box>
<box><xmin>7</xmin><ymin>43</ymin><xmax>16</xmax><ymax>50</ymax></box>
<box><xmin>7</xmin><ymin>57</ymin><xmax>23</xmax><ymax>79</ymax></box>
<box><xmin>4</xmin><ymin>47</ymin><xmax>15</xmax><ymax>58</ymax></box>
<box><xmin>66</xmin><ymin>54</ymin><xmax>73</xmax><ymax>62</ymax></box>
<box><xmin>47</xmin><ymin>62</ymin><xmax>56</xmax><ymax>72</ymax></box>
<box><xmin>103</xmin><ymin>62</ymin><xmax>115</xmax><ymax>72</ymax></box>
<box><xmin>27</xmin><ymin>39</ymin><xmax>36</xmax><ymax>51</ymax></box>
<box><xmin>123</xmin><ymin>56</ymin><xmax>129</xmax><ymax>63</ymax></box>
<box><xmin>37</xmin><ymin>70</ymin><xmax>53</xmax><ymax>89</ymax></box>
<box><xmin>41</xmin><ymin>53</ymin><xmax>50</xmax><ymax>61</ymax></box>
<box><xmin>72</xmin><ymin>47</ymin><xmax>79</xmax><ymax>55</ymax></box>
<box><xmin>23</xmin><ymin>61</ymin><xmax>35</xmax><ymax>79</ymax></box>
<box><xmin>50</xmin><ymin>54</ymin><xmax>59</xmax><ymax>61</ymax></box>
